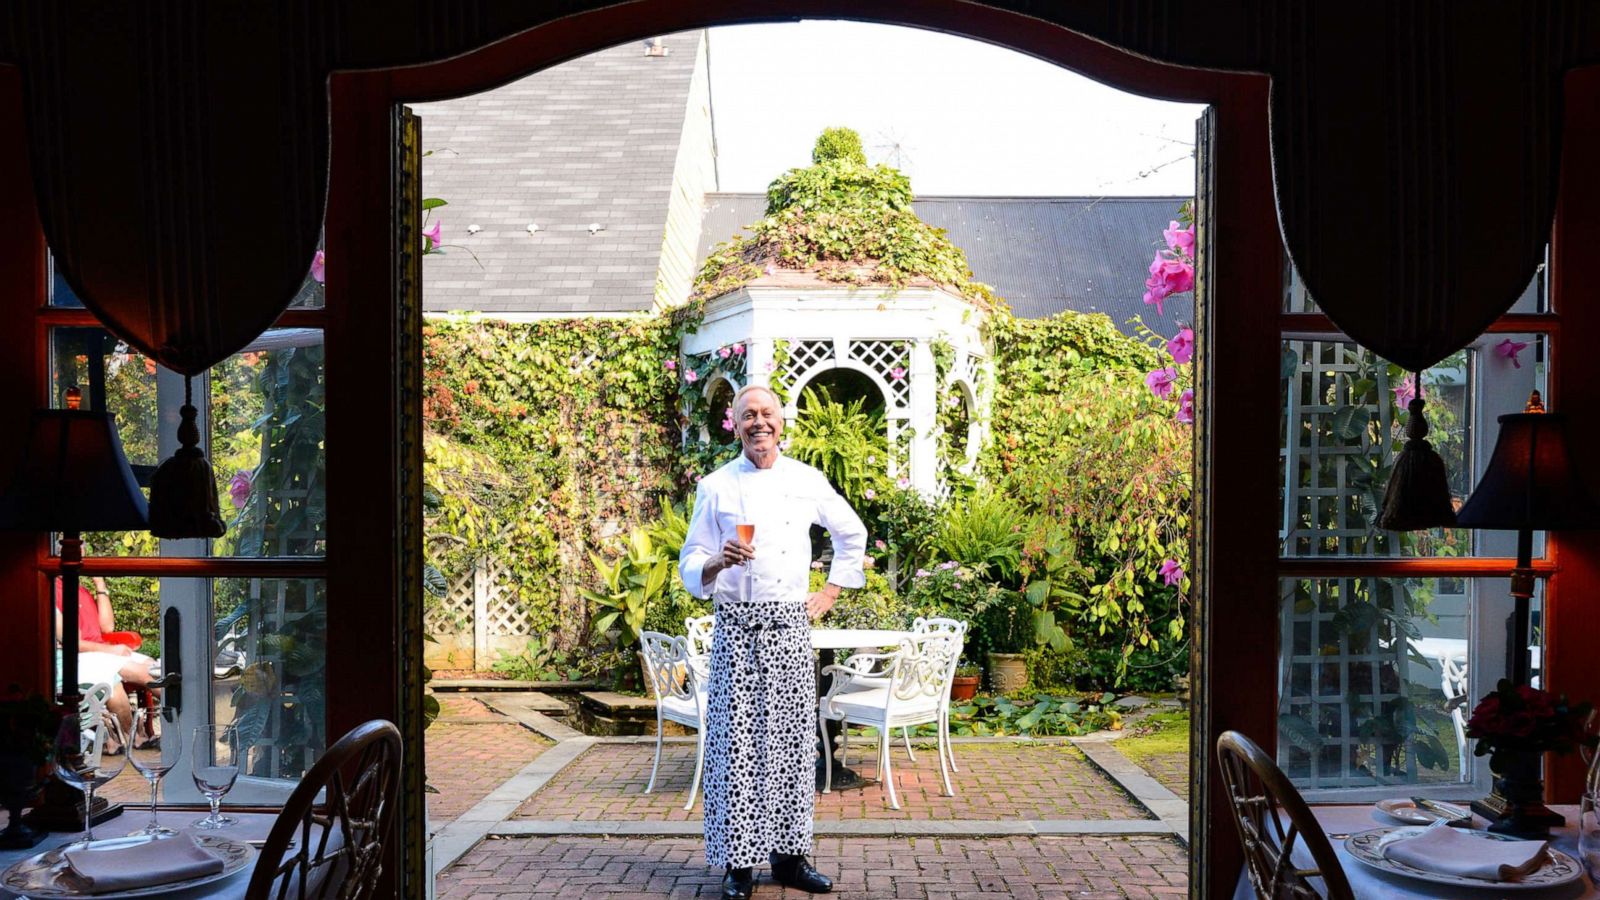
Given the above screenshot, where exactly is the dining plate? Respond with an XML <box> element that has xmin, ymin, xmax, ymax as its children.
<box><xmin>1374</xmin><ymin>798</ymin><xmax>1470</xmax><ymax>825</ymax></box>
<box><xmin>0</xmin><ymin>833</ymin><xmax>256</xmax><ymax>899</ymax></box>
<box><xmin>1344</xmin><ymin>826</ymin><xmax>1585</xmax><ymax>891</ymax></box>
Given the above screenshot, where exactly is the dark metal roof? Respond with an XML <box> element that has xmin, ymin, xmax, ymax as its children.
<box><xmin>414</xmin><ymin>31</ymin><xmax>705</xmax><ymax>315</ymax></box>
<box><xmin>696</xmin><ymin>193</ymin><xmax>1194</xmax><ymax>331</ymax></box>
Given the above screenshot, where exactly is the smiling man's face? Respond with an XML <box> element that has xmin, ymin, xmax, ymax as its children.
<box><xmin>734</xmin><ymin>387</ymin><xmax>784</xmax><ymax>457</ymax></box>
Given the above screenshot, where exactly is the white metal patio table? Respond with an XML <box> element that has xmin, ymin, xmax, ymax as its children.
<box><xmin>1231</xmin><ymin>804</ymin><xmax>1596</xmax><ymax>898</ymax></box>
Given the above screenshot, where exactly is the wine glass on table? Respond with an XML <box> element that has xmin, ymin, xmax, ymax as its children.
<box><xmin>127</xmin><ymin>707</ymin><xmax>180</xmax><ymax>836</ymax></box>
<box><xmin>190</xmin><ymin>724</ymin><xmax>240</xmax><ymax>830</ymax></box>
<box><xmin>53</xmin><ymin>707</ymin><xmax>127</xmax><ymax>848</ymax></box>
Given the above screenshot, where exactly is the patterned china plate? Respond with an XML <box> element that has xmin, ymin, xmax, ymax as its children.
<box><xmin>1345</xmin><ymin>826</ymin><xmax>1584</xmax><ymax>891</ymax></box>
<box><xmin>0</xmin><ymin>833</ymin><xmax>255</xmax><ymax>899</ymax></box>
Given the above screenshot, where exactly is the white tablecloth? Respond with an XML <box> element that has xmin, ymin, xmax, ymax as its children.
<box><xmin>809</xmin><ymin>628</ymin><xmax>912</xmax><ymax>651</ymax></box>
<box><xmin>0</xmin><ymin>810</ymin><xmax>279</xmax><ymax>899</ymax></box>
<box><xmin>1232</xmin><ymin>804</ymin><xmax>1595</xmax><ymax>899</ymax></box>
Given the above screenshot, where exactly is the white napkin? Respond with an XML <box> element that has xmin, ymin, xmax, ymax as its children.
<box><xmin>63</xmin><ymin>834</ymin><xmax>225</xmax><ymax>893</ymax></box>
<box><xmin>1382</xmin><ymin>820</ymin><xmax>1550</xmax><ymax>882</ymax></box>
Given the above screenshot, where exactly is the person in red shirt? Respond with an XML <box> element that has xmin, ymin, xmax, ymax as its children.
<box><xmin>55</xmin><ymin>576</ymin><xmax>157</xmax><ymax>743</ymax></box>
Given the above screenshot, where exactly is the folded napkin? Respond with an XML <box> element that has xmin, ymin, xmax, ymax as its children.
<box><xmin>64</xmin><ymin>834</ymin><xmax>226</xmax><ymax>893</ymax></box>
<box><xmin>1383</xmin><ymin>820</ymin><xmax>1549</xmax><ymax>882</ymax></box>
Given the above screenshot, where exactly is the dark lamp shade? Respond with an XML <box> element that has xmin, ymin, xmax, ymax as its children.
<box><xmin>0</xmin><ymin>409</ymin><xmax>149</xmax><ymax>532</ymax></box>
<box><xmin>1455</xmin><ymin>411</ymin><xmax>1600</xmax><ymax>531</ymax></box>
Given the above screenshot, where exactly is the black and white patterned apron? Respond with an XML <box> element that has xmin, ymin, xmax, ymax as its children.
<box><xmin>703</xmin><ymin>594</ymin><xmax>816</xmax><ymax>869</ymax></box>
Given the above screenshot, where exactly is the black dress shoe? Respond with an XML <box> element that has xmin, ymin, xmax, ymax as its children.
<box><xmin>770</xmin><ymin>853</ymin><xmax>833</xmax><ymax>893</ymax></box>
<box><xmin>722</xmin><ymin>867</ymin><xmax>753</xmax><ymax>899</ymax></box>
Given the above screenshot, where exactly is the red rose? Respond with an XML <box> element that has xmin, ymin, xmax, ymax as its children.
<box><xmin>1516</xmin><ymin>685</ymin><xmax>1556</xmax><ymax>719</ymax></box>
<box><xmin>1505</xmin><ymin>711</ymin><xmax>1538</xmax><ymax>738</ymax></box>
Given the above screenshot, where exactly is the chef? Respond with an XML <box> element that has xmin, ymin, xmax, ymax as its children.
<box><xmin>679</xmin><ymin>383</ymin><xmax>867</xmax><ymax>900</ymax></box>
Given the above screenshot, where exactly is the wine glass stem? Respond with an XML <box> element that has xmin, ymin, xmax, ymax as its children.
<box><xmin>209</xmin><ymin>793</ymin><xmax>221</xmax><ymax>824</ymax></box>
<box><xmin>148</xmin><ymin>775</ymin><xmax>160</xmax><ymax>827</ymax></box>
<box><xmin>83</xmin><ymin>784</ymin><xmax>95</xmax><ymax>842</ymax></box>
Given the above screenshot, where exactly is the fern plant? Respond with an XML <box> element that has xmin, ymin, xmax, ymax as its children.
<box><xmin>932</xmin><ymin>490</ymin><xmax>1028</xmax><ymax>586</ymax></box>
<box><xmin>785</xmin><ymin>386</ymin><xmax>890</xmax><ymax>507</ymax></box>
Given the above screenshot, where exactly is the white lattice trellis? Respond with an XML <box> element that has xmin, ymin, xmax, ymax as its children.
<box><xmin>777</xmin><ymin>339</ymin><xmax>834</xmax><ymax>397</ymax></box>
<box><xmin>849</xmin><ymin>339</ymin><xmax>911</xmax><ymax>407</ymax></box>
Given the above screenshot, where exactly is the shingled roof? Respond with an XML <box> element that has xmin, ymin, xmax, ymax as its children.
<box><xmin>696</xmin><ymin>193</ymin><xmax>1192</xmax><ymax>330</ymax></box>
<box><xmin>414</xmin><ymin>30</ymin><xmax>709</xmax><ymax>316</ymax></box>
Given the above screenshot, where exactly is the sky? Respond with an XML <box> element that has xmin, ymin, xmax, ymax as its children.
<box><xmin>707</xmin><ymin>21</ymin><xmax>1206</xmax><ymax>197</ymax></box>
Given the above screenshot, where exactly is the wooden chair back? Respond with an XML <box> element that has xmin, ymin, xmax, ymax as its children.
<box><xmin>244</xmin><ymin>720</ymin><xmax>402</xmax><ymax>900</ymax></box>
<box><xmin>1217</xmin><ymin>730</ymin><xmax>1353</xmax><ymax>900</ymax></box>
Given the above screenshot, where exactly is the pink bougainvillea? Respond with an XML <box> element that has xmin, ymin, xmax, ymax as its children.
<box><xmin>1495</xmin><ymin>338</ymin><xmax>1529</xmax><ymax>369</ymax></box>
<box><xmin>1176</xmin><ymin>388</ymin><xmax>1194</xmax><ymax>424</ymax></box>
<box><xmin>1143</xmin><ymin>255</ymin><xmax>1195</xmax><ymax>315</ymax></box>
<box><xmin>1166</xmin><ymin>327</ymin><xmax>1194</xmax><ymax>365</ymax></box>
<box><xmin>229</xmin><ymin>471</ymin><xmax>253</xmax><ymax>510</ymax></box>
<box><xmin>1159</xmin><ymin>558</ymin><xmax>1185</xmax><ymax>587</ymax></box>
<box><xmin>1163</xmin><ymin>220</ymin><xmax>1196</xmax><ymax>255</ymax></box>
<box><xmin>1393</xmin><ymin>373</ymin><xmax>1417</xmax><ymax>408</ymax></box>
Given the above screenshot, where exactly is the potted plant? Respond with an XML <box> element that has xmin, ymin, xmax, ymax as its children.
<box><xmin>0</xmin><ymin>690</ymin><xmax>57</xmax><ymax>849</ymax></box>
<box><xmin>975</xmin><ymin>586</ymin><xmax>1031</xmax><ymax>694</ymax></box>
<box><xmin>1465</xmin><ymin>679</ymin><xmax>1596</xmax><ymax>837</ymax></box>
<box><xmin>950</xmin><ymin>663</ymin><xmax>981</xmax><ymax>701</ymax></box>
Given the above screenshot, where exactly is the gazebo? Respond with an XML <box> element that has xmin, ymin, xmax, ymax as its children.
<box><xmin>680</xmin><ymin>277</ymin><xmax>991</xmax><ymax>496</ymax></box>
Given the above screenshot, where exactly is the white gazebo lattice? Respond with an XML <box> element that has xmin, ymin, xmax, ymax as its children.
<box><xmin>681</xmin><ymin>282</ymin><xmax>992</xmax><ymax>494</ymax></box>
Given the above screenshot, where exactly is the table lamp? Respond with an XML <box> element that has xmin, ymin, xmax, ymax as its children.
<box><xmin>1455</xmin><ymin>390</ymin><xmax>1600</xmax><ymax>833</ymax></box>
<box><xmin>0</xmin><ymin>388</ymin><xmax>149</xmax><ymax>832</ymax></box>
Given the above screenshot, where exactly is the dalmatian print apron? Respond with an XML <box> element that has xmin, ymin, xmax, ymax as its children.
<box><xmin>703</xmin><ymin>595</ymin><xmax>816</xmax><ymax>869</ymax></box>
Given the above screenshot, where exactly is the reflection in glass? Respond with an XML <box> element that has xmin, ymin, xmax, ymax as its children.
<box><xmin>212</xmin><ymin>578</ymin><xmax>327</xmax><ymax>780</ymax></box>
<box><xmin>49</xmin><ymin>327</ymin><xmax>326</xmax><ymax>559</ymax></box>
<box><xmin>1278</xmin><ymin>577</ymin><xmax>1468</xmax><ymax>792</ymax></box>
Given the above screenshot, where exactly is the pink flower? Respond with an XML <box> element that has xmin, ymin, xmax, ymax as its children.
<box><xmin>874</xmin><ymin>539</ymin><xmax>887</xmax><ymax>551</ymax></box>
<box><xmin>1163</xmin><ymin>221</ymin><xmax>1196</xmax><ymax>255</ymax></box>
<box><xmin>733</xmin><ymin>343</ymin><xmax>746</xmax><ymax>356</ymax></box>
<box><xmin>897</xmin><ymin>476</ymin><xmax>911</xmax><ymax>489</ymax></box>
<box><xmin>685</xmin><ymin>369</ymin><xmax>698</xmax><ymax>384</ymax></box>
<box><xmin>765</xmin><ymin>361</ymin><xmax>777</xmax><ymax>372</ymax></box>
<box><xmin>864</xmin><ymin>488</ymin><xmax>876</xmax><ymax>500</ymax></box>
<box><xmin>422</xmin><ymin>219</ymin><xmax>442</xmax><ymax>252</ymax></box>
<box><xmin>890</xmin><ymin>367</ymin><xmax>907</xmax><ymax>381</ymax></box>
<box><xmin>721</xmin><ymin>414</ymin><xmax>735</xmax><ymax>431</ymax></box>
<box><xmin>1495</xmin><ymin>338</ymin><xmax>1529</xmax><ymax>369</ymax></box>
<box><xmin>309</xmin><ymin>250</ymin><xmax>326</xmax><ymax>284</ymax></box>
<box><xmin>229</xmin><ymin>471</ymin><xmax>253</xmax><ymax>510</ymax></box>
<box><xmin>1176</xmin><ymin>388</ymin><xmax>1194</xmax><ymax>424</ymax></box>
<box><xmin>1158</xmin><ymin>558</ymin><xmax>1185</xmax><ymax>587</ymax></box>
<box><xmin>718</xmin><ymin>347</ymin><xmax>731</xmax><ymax>359</ymax></box>
<box><xmin>1143</xmin><ymin>254</ymin><xmax>1195</xmax><ymax>315</ymax></box>
<box><xmin>1393</xmin><ymin>373</ymin><xmax>1416</xmax><ymax>408</ymax></box>
<box><xmin>1145</xmin><ymin>367</ymin><xmax>1179</xmax><ymax>400</ymax></box>
<box><xmin>664</xmin><ymin>359</ymin><xmax>677</xmax><ymax>371</ymax></box>
<box><xmin>1166</xmin><ymin>327</ymin><xmax>1194</xmax><ymax>365</ymax></box>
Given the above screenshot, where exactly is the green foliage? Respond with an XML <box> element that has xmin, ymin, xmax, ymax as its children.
<box><xmin>786</xmin><ymin>386</ymin><xmax>890</xmax><ymax>508</ymax></box>
<box><xmin>943</xmin><ymin>696</ymin><xmax>1117</xmax><ymax>737</ymax></box>
<box><xmin>931</xmin><ymin>490</ymin><xmax>1027</xmax><ymax>585</ymax></box>
<box><xmin>808</xmin><ymin>569</ymin><xmax>906</xmax><ymax>630</ymax></box>
<box><xmin>491</xmin><ymin>636</ymin><xmax>585</xmax><ymax>683</ymax></box>
<box><xmin>693</xmin><ymin>130</ymin><xmax>999</xmax><ymax>308</ymax></box>
<box><xmin>902</xmin><ymin>564</ymin><xmax>1030</xmax><ymax>655</ymax></box>
<box><xmin>1117</xmin><ymin>711</ymin><xmax>1191</xmax><ymax>765</ymax></box>
<box><xmin>811</xmin><ymin>127</ymin><xmax>867</xmax><ymax>165</ymax></box>
<box><xmin>868</xmin><ymin>486</ymin><xmax>942</xmax><ymax>584</ymax></box>
<box><xmin>582</xmin><ymin>526</ymin><xmax>674</xmax><ymax>650</ymax></box>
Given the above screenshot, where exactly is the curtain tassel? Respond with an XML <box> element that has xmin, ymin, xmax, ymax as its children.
<box><xmin>147</xmin><ymin>375</ymin><xmax>226</xmax><ymax>539</ymax></box>
<box><xmin>1378</xmin><ymin>374</ymin><xmax>1458</xmax><ymax>531</ymax></box>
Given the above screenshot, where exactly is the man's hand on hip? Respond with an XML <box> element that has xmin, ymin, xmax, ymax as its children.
<box><xmin>806</xmin><ymin>584</ymin><xmax>842</xmax><ymax>620</ymax></box>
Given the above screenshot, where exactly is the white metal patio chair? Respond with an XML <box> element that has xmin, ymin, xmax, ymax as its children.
<box><xmin>836</xmin><ymin>616</ymin><xmax>967</xmax><ymax>771</ymax></box>
<box><xmin>820</xmin><ymin>632</ymin><xmax>959</xmax><ymax>809</ymax></box>
<box><xmin>684</xmin><ymin>614</ymin><xmax>715</xmax><ymax>661</ymax></box>
<box><xmin>639</xmin><ymin>631</ymin><xmax>708</xmax><ymax>811</ymax></box>
<box><xmin>79</xmin><ymin>682</ymin><xmax>114</xmax><ymax>756</ymax></box>
<box><xmin>1437</xmin><ymin>651</ymin><xmax>1470</xmax><ymax>774</ymax></box>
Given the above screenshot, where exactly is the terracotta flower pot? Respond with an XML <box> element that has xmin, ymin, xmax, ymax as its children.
<box><xmin>988</xmin><ymin>652</ymin><xmax>1027</xmax><ymax>694</ymax></box>
<box><xmin>949</xmin><ymin>675</ymin><xmax>980</xmax><ymax>702</ymax></box>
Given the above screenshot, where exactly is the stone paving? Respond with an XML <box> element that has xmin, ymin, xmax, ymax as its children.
<box><xmin>514</xmin><ymin>741</ymin><xmax>1150</xmax><ymax>823</ymax></box>
<box><xmin>428</xmin><ymin>697</ymin><xmax>555</xmax><ymax>822</ymax></box>
<box><xmin>1124</xmin><ymin>750</ymin><xmax>1188</xmax><ymax>802</ymax></box>
<box><xmin>437</xmin><ymin>833</ymin><xmax>1189</xmax><ymax>898</ymax></box>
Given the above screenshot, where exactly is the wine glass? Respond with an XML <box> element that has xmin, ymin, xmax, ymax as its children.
<box><xmin>1581</xmin><ymin>791</ymin><xmax>1600</xmax><ymax>883</ymax></box>
<box><xmin>190</xmin><ymin>724</ymin><xmax>240</xmax><ymax>829</ymax></box>
<box><xmin>737</xmin><ymin>523</ymin><xmax>755</xmax><ymax>598</ymax></box>
<box><xmin>127</xmin><ymin>707</ymin><xmax>179</xmax><ymax>836</ymax></box>
<box><xmin>53</xmin><ymin>705</ymin><xmax>127</xmax><ymax>847</ymax></box>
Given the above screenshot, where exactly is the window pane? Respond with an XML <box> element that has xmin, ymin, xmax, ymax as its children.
<box><xmin>1278</xmin><ymin>576</ymin><xmax>1531</xmax><ymax>798</ymax></box>
<box><xmin>1279</xmin><ymin>334</ymin><xmax>1547</xmax><ymax>558</ymax></box>
<box><xmin>50</xmin><ymin>248</ymin><xmax>323</xmax><ymax>309</ymax></box>
<box><xmin>50</xmin><ymin>327</ymin><xmax>326</xmax><ymax>558</ymax></box>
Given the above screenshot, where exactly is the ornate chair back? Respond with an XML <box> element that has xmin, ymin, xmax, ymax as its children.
<box><xmin>640</xmin><ymin>631</ymin><xmax>696</xmax><ymax>703</ymax></box>
<box><xmin>1217</xmin><ymin>730</ymin><xmax>1353</xmax><ymax>900</ymax></box>
<box><xmin>889</xmin><ymin>633</ymin><xmax>959</xmax><ymax>706</ymax></box>
<box><xmin>911</xmin><ymin>618</ymin><xmax>967</xmax><ymax>696</ymax></box>
<box><xmin>684</xmin><ymin>615</ymin><xmax>715</xmax><ymax>659</ymax></box>
<box><xmin>244</xmin><ymin>720</ymin><xmax>402</xmax><ymax>900</ymax></box>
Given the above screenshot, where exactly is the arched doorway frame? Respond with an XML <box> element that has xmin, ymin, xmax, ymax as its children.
<box><xmin>323</xmin><ymin>6</ymin><xmax>1282</xmax><ymax>896</ymax></box>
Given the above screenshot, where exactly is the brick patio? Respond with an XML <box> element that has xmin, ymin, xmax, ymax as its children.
<box><xmin>437</xmin><ymin>833</ymin><xmax>1189</xmax><ymax>898</ymax></box>
<box><xmin>515</xmin><ymin>741</ymin><xmax>1150</xmax><ymax>823</ymax></box>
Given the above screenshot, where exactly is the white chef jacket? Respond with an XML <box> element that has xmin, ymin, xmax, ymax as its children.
<box><xmin>679</xmin><ymin>453</ymin><xmax>867</xmax><ymax>603</ymax></box>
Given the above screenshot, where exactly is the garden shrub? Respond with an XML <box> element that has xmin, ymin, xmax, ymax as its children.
<box><xmin>785</xmin><ymin>386</ymin><xmax>890</xmax><ymax>509</ymax></box>
<box><xmin>809</xmin><ymin>569</ymin><xmax>905</xmax><ymax>630</ymax></box>
<box><xmin>930</xmin><ymin>489</ymin><xmax>1028</xmax><ymax>586</ymax></box>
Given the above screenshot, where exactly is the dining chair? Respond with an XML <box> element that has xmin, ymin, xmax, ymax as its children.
<box><xmin>836</xmin><ymin>617</ymin><xmax>967</xmax><ymax>771</ymax></box>
<box><xmin>244</xmin><ymin>719</ymin><xmax>402</xmax><ymax>900</ymax></box>
<box><xmin>1216</xmin><ymin>730</ymin><xmax>1354</xmax><ymax>900</ymax></box>
<box><xmin>639</xmin><ymin>630</ymin><xmax>708</xmax><ymax>811</ymax></box>
<box><xmin>684</xmin><ymin>614</ymin><xmax>715</xmax><ymax>660</ymax></box>
<box><xmin>820</xmin><ymin>633</ymin><xmax>959</xmax><ymax>808</ymax></box>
